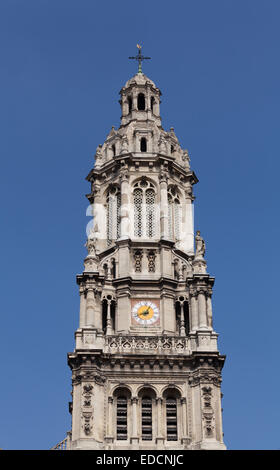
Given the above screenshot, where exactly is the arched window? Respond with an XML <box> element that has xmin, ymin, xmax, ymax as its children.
<box><xmin>133</xmin><ymin>188</ymin><xmax>143</xmax><ymax>237</ymax></box>
<box><xmin>141</xmin><ymin>396</ymin><xmax>153</xmax><ymax>441</ymax></box>
<box><xmin>133</xmin><ymin>179</ymin><xmax>156</xmax><ymax>238</ymax></box>
<box><xmin>139</xmin><ymin>387</ymin><xmax>156</xmax><ymax>442</ymax></box>
<box><xmin>168</xmin><ymin>187</ymin><xmax>181</xmax><ymax>241</ymax></box>
<box><xmin>166</xmin><ymin>397</ymin><xmax>177</xmax><ymax>441</ymax></box>
<box><xmin>146</xmin><ymin>188</ymin><xmax>155</xmax><ymax>237</ymax></box>
<box><xmin>137</xmin><ymin>93</ymin><xmax>145</xmax><ymax>110</ymax></box>
<box><xmin>116</xmin><ymin>396</ymin><xmax>128</xmax><ymax>440</ymax></box>
<box><xmin>163</xmin><ymin>388</ymin><xmax>181</xmax><ymax>442</ymax></box>
<box><xmin>140</xmin><ymin>137</ymin><xmax>147</xmax><ymax>152</ymax></box>
<box><xmin>112</xmin><ymin>144</ymin><xmax>116</xmax><ymax>157</ymax></box>
<box><xmin>106</xmin><ymin>186</ymin><xmax>121</xmax><ymax>246</ymax></box>
<box><xmin>113</xmin><ymin>387</ymin><xmax>131</xmax><ymax>441</ymax></box>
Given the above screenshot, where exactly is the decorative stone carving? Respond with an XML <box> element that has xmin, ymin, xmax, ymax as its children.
<box><xmin>83</xmin><ymin>384</ymin><xmax>93</xmax><ymax>406</ymax></box>
<box><xmin>85</xmin><ymin>237</ymin><xmax>96</xmax><ymax>256</ymax></box>
<box><xmin>105</xmin><ymin>335</ymin><xmax>190</xmax><ymax>354</ymax></box>
<box><xmin>134</xmin><ymin>250</ymin><xmax>143</xmax><ymax>272</ymax></box>
<box><xmin>147</xmin><ymin>250</ymin><xmax>156</xmax><ymax>272</ymax></box>
<box><xmin>188</xmin><ymin>371</ymin><xmax>222</xmax><ymax>387</ymax></box>
<box><xmin>182</xmin><ymin>149</ymin><xmax>190</xmax><ymax>169</ymax></box>
<box><xmin>195</xmin><ymin>230</ymin><xmax>206</xmax><ymax>259</ymax></box>
<box><xmin>121</xmin><ymin>135</ymin><xmax>129</xmax><ymax>154</ymax></box>
<box><xmin>94</xmin><ymin>144</ymin><xmax>103</xmax><ymax>169</ymax></box>
<box><xmin>193</xmin><ymin>230</ymin><xmax>207</xmax><ymax>273</ymax></box>
<box><xmin>158</xmin><ymin>135</ymin><xmax>166</xmax><ymax>153</ymax></box>
<box><xmin>201</xmin><ymin>386</ymin><xmax>215</xmax><ymax>437</ymax></box>
<box><xmin>83</xmin><ymin>412</ymin><xmax>93</xmax><ymax>436</ymax></box>
<box><xmin>84</xmin><ymin>234</ymin><xmax>98</xmax><ymax>272</ymax></box>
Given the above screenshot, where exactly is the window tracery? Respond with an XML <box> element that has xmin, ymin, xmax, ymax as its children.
<box><xmin>133</xmin><ymin>179</ymin><xmax>156</xmax><ymax>238</ymax></box>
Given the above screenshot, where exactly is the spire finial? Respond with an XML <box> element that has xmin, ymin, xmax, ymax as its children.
<box><xmin>129</xmin><ymin>44</ymin><xmax>151</xmax><ymax>74</ymax></box>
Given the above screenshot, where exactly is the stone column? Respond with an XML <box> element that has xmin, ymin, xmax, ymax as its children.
<box><xmin>130</xmin><ymin>397</ymin><xmax>139</xmax><ymax>444</ymax></box>
<box><xmin>85</xmin><ymin>287</ymin><xmax>95</xmax><ymax>327</ymax></box>
<box><xmin>190</xmin><ymin>291</ymin><xmax>199</xmax><ymax>332</ymax></box>
<box><xmin>159</xmin><ymin>172</ymin><xmax>169</xmax><ymax>239</ymax></box>
<box><xmin>181</xmin><ymin>397</ymin><xmax>187</xmax><ymax>437</ymax></box>
<box><xmin>91</xmin><ymin>183</ymin><xmax>106</xmax><ymax>252</ymax></box>
<box><xmin>120</xmin><ymin>170</ymin><xmax>130</xmax><ymax>239</ymax></box>
<box><xmin>156</xmin><ymin>398</ymin><xmax>164</xmax><ymax>447</ymax></box>
<box><xmin>181</xmin><ymin>187</ymin><xmax>194</xmax><ymax>253</ymax></box>
<box><xmin>105</xmin><ymin>300</ymin><xmax>113</xmax><ymax>335</ymax></box>
<box><xmin>179</xmin><ymin>302</ymin><xmax>186</xmax><ymax>337</ymax></box>
<box><xmin>132</xmin><ymin>92</ymin><xmax>137</xmax><ymax>111</ymax></box>
<box><xmin>79</xmin><ymin>287</ymin><xmax>87</xmax><ymax>328</ymax></box>
<box><xmin>94</xmin><ymin>290</ymin><xmax>102</xmax><ymax>331</ymax></box>
<box><xmin>107</xmin><ymin>396</ymin><xmax>114</xmax><ymax>441</ymax></box>
<box><xmin>198</xmin><ymin>289</ymin><xmax>208</xmax><ymax>329</ymax></box>
<box><xmin>206</xmin><ymin>291</ymin><xmax>213</xmax><ymax>328</ymax></box>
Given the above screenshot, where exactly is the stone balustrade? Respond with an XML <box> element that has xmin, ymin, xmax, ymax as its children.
<box><xmin>104</xmin><ymin>335</ymin><xmax>191</xmax><ymax>354</ymax></box>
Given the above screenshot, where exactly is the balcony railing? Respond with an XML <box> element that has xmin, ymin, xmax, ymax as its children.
<box><xmin>104</xmin><ymin>335</ymin><xmax>190</xmax><ymax>354</ymax></box>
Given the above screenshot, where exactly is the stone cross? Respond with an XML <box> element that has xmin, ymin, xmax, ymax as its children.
<box><xmin>129</xmin><ymin>44</ymin><xmax>151</xmax><ymax>74</ymax></box>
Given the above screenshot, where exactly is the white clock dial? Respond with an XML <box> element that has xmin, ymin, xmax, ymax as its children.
<box><xmin>132</xmin><ymin>301</ymin><xmax>159</xmax><ymax>326</ymax></box>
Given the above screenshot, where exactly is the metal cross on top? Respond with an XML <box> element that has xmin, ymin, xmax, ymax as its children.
<box><xmin>129</xmin><ymin>44</ymin><xmax>151</xmax><ymax>74</ymax></box>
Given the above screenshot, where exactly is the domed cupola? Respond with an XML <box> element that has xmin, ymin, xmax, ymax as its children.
<box><xmin>119</xmin><ymin>46</ymin><xmax>162</xmax><ymax>127</ymax></box>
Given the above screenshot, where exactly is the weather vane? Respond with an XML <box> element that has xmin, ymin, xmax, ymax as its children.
<box><xmin>129</xmin><ymin>44</ymin><xmax>151</xmax><ymax>74</ymax></box>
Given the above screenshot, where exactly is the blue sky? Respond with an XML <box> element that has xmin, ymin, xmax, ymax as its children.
<box><xmin>0</xmin><ymin>0</ymin><xmax>279</xmax><ymax>450</ymax></box>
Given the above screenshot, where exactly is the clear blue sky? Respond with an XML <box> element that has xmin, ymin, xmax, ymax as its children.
<box><xmin>0</xmin><ymin>0</ymin><xmax>279</xmax><ymax>450</ymax></box>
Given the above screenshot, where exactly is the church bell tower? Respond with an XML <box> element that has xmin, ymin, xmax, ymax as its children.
<box><xmin>67</xmin><ymin>48</ymin><xmax>226</xmax><ymax>450</ymax></box>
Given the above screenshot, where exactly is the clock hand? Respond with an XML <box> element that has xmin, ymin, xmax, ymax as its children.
<box><xmin>141</xmin><ymin>307</ymin><xmax>151</xmax><ymax>316</ymax></box>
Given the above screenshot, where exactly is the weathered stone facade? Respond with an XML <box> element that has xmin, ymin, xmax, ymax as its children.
<box><xmin>67</xmin><ymin>69</ymin><xmax>226</xmax><ymax>450</ymax></box>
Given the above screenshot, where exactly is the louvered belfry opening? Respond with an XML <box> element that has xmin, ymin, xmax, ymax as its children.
<box><xmin>141</xmin><ymin>396</ymin><xmax>153</xmax><ymax>441</ymax></box>
<box><xmin>116</xmin><ymin>396</ymin><xmax>128</xmax><ymax>440</ymax></box>
<box><xmin>166</xmin><ymin>397</ymin><xmax>178</xmax><ymax>441</ymax></box>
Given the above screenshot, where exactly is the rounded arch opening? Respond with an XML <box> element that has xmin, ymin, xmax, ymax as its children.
<box><xmin>137</xmin><ymin>93</ymin><xmax>145</xmax><ymax>110</ymax></box>
<box><xmin>138</xmin><ymin>387</ymin><xmax>156</xmax><ymax>442</ymax></box>
<box><xmin>163</xmin><ymin>387</ymin><xmax>181</xmax><ymax>442</ymax></box>
<box><xmin>113</xmin><ymin>387</ymin><xmax>131</xmax><ymax>441</ymax></box>
<box><xmin>140</xmin><ymin>137</ymin><xmax>147</xmax><ymax>152</ymax></box>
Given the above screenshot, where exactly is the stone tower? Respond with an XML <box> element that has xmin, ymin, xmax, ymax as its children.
<box><xmin>67</xmin><ymin>60</ymin><xmax>226</xmax><ymax>450</ymax></box>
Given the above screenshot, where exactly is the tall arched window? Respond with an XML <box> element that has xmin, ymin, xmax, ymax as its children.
<box><xmin>116</xmin><ymin>396</ymin><xmax>128</xmax><ymax>440</ymax></box>
<box><xmin>137</xmin><ymin>93</ymin><xmax>145</xmax><ymax>110</ymax></box>
<box><xmin>113</xmin><ymin>387</ymin><xmax>131</xmax><ymax>441</ymax></box>
<box><xmin>163</xmin><ymin>388</ymin><xmax>181</xmax><ymax>442</ymax></box>
<box><xmin>139</xmin><ymin>387</ymin><xmax>156</xmax><ymax>442</ymax></box>
<box><xmin>168</xmin><ymin>186</ymin><xmax>181</xmax><ymax>241</ymax></box>
<box><xmin>140</xmin><ymin>137</ymin><xmax>147</xmax><ymax>152</ymax></box>
<box><xmin>166</xmin><ymin>397</ymin><xmax>177</xmax><ymax>441</ymax></box>
<box><xmin>106</xmin><ymin>186</ymin><xmax>121</xmax><ymax>246</ymax></box>
<box><xmin>141</xmin><ymin>396</ymin><xmax>153</xmax><ymax>441</ymax></box>
<box><xmin>133</xmin><ymin>179</ymin><xmax>156</xmax><ymax>238</ymax></box>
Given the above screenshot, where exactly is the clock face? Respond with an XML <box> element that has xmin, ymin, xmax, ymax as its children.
<box><xmin>131</xmin><ymin>300</ymin><xmax>160</xmax><ymax>326</ymax></box>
